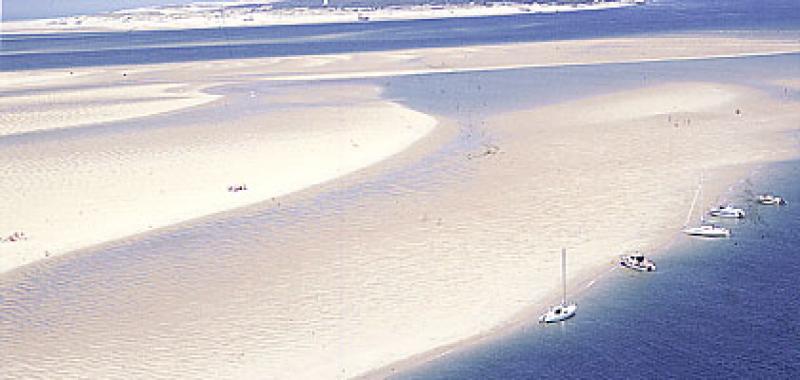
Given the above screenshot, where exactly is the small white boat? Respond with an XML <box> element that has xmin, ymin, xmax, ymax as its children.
<box><xmin>708</xmin><ymin>205</ymin><xmax>745</xmax><ymax>219</ymax></box>
<box><xmin>539</xmin><ymin>248</ymin><xmax>577</xmax><ymax>323</ymax></box>
<box><xmin>539</xmin><ymin>303</ymin><xmax>578</xmax><ymax>324</ymax></box>
<box><xmin>757</xmin><ymin>194</ymin><xmax>786</xmax><ymax>205</ymax></box>
<box><xmin>620</xmin><ymin>253</ymin><xmax>656</xmax><ymax>272</ymax></box>
<box><xmin>682</xmin><ymin>224</ymin><xmax>731</xmax><ymax>238</ymax></box>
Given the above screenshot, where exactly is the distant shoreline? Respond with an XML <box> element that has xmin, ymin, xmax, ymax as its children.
<box><xmin>2</xmin><ymin>1</ymin><xmax>641</xmax><ymax>34</ymax></box>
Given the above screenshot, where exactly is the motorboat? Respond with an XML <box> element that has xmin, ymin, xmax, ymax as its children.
<box><xmin>708</xmin><ymin>205</ymin><xmax>745</xmax><ymax>219</ymax></box>
<box><xmin>757</xmin><ymin>194</ymin><xmax>786</xmax><ymax>205</ymax></box>
<box><xmin>539</xmin><ymin>303</ymin><xmax>578</xmax><ymax>324</ymax></box>
<box><xmin>682</xmin><ymin>224</ymin><xmax>731</xmax><ymax>238</ymax></box>
<box><xmin>620</xmin><ymin>253</ymin><xmax>656</xmax><ymax>272</ymax></box>
<box><xmin>539</xmin><ymin>248</ymin><xmax>577</xmax><ymax>323</ymax></box>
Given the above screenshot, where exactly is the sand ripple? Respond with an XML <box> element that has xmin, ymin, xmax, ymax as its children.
<box><xmin>1</xmin><ymin>79</ymin><xmax>799</xmax><ymax>379</ymax></box>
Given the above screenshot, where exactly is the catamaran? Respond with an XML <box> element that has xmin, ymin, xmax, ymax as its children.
<box><xmin>682</xmin><ymin>174</ymin><xmax>731</xmax><ymax>238</ymax></box>
<box><xmin>620</xmin><ymin>252</ymin><xmax>657</xmax><ymax>272</ymax></box>
<box><xmin>539</xmin><ymin>248</ymin><xmax>577</xmax><ymax>324</ymax></box>
<box><xmin>757</xmin><ymin>194</ymin><xmax>787</xmax><ymax>205</ymax></box>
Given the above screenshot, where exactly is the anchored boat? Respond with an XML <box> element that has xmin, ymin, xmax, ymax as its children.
<box><xmin>682</xmin><ymin>224</ymin><xmax>731</xmax><ymax>238</ymax></box>
<box><xmin>539</xmin><ymin>248</ymin><xmax>577</xmax><ymax>324</ymax></box>
<box><xmin>709</xmin><ymin>204</ymin><xmax>745</xmax><ymax>219</ymax></box>
<box><xmin>682</xmin><ymin>174</ymin><xmax>731</xmax><ymax>238</ymax></box>
<box><xmin>757</xmin><ymin>194</ymin><xmax>786</xmax><ymax>205</ymax></box>
<box><xmin>620</xmin><ymin>253</ymin><xmax>656</xmax><ymax>272</ymax></box>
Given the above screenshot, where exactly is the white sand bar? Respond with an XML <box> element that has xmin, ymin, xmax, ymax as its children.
<box><xmin>0</xmin><ymin>84</ymin><xmax>436</xmax><ymax>273</ymax></box>
<box><xmin>1</xmin><ymin>34</ymin><xmax>799</xmax><ymax>379</ymax></box>
<box><xmin>79</xmin><ymin>35</ymin><xmax>795</xmax><ymax>83</ymax></box>
<box><xmin>0</xmin><ymin>83</ymin><xmax>219</xmax><ymax>136</ymax></box>
<box><xmin>353</xmin><ymin>82</ymin><xmax>800</xmax><ymax>379</ymax></box>
<box><xmin>249</xmin><ymin>36</ymin><xmax>800</xmax><ymax>81</ymax></box>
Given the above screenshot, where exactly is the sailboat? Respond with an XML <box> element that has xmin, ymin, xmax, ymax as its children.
<box><xmin>539</xmin><ymin>248</ymin><xmax>578</xmax><ymax>323</ymax></box>
<box><xmin>682</xmin><ymin>174</ymin><xmax>731</xmax><ymax>238</ymax></box>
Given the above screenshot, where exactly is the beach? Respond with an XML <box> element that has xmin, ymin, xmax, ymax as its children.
<box><xmin>1</xmin><ymin>18</ymin><xmax>800</xmax><ymax>380</ymax></box>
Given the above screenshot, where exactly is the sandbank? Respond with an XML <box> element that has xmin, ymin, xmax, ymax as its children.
<box><xmin>5</xmin><ymin>80</ymin><xmax>797</xmax><ymax>380</ymax></box>
<box><xmin>358</xmin><ymin>82</ymin><xmax>800</xmax><ymax>379</ymax></box>
<box><xmin>0</xmin><ymin>83</ymin><xmax>436</xmax><ymax>273</ymax></box>
<box><xmin>1</xmin><ymin>33</ymin><xmax>799</xmax><ymax>380</ymax></box>
<box><xmin>0</xmin><ymin>83</ymin><xmax>219</xmax><ymax>136</ymax></box>
<box><xmin>251</xmin><ymin>36</ymin><xmax>800</xmax><ymax>82</ymax></box>
<box><xmin>64</xmin><ymin>35</ymin><xmax>794</xmax><ymax>84</ymax></box>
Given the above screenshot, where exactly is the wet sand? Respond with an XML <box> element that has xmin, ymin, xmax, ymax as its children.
<box><xmin>5</xmin><ymin>33</ymin><xmax>795</xmax><ymax>275</ymax></box>
<box><xmin>129</xmin><ymin>35</ymin><xmax>800</xmax><ymax>83</ymax></box>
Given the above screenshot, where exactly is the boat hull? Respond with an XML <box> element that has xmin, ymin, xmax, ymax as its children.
<box><xmin>758</xmin><ymin>196</ymin><xmax>786</xmax><ymax>205</ymax></box>
<box><xmin>709</xmin><ymin>209</ymin><xmax>745</xmax><ymax>219</ymax></box>
<box><xmin>682</xmin><ymin>229</ymin><xmax>730</xmax><ymax>238</ymax></box>
<box><xmin>709</xmin><ymin>213</ymin><xmax>744</xmax><ymax>219</ymax></box>
<box><xmin>620</xmin><ymin>262</ymin><xmax>656</xmax><ymax>272</ymax></box>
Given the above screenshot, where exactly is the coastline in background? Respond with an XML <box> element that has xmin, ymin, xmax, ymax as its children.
<box><xmin>2</xmin><ymin>1</ymin><xmax>640</xmax><ymax>33</ymax></box>
<box><xmin>4</xmin><ymin>0</ymin><xmax>800</xmax><ymax>71</ymax></box>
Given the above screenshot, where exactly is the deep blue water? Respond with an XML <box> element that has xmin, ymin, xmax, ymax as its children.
<box><xmin>2</xmin><ymin>0</ymin><xmax>800</xmax><ymax>71</ymax></box>
<box><xmin>394</xmin><ymin>159</ymin><xmax>800</xmax><ymax>379</ymax></box>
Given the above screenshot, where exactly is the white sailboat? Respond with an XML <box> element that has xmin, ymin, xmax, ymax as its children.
<box><xmin>682</xmin><ymin>174</ymin><xmax>731</xmax><ymax>238</ymax></box>
<box><xmin>539</xmin><ymin>248</ymin><xmax>578</xmax><ymax>323</ymax></box>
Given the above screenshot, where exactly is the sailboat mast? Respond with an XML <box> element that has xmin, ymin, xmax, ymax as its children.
<box><xmin>699</xmin><ymin>172</ymin><xmax>705</xmax><ymax>223</ymax></box>
<box><xmin>685</xmin><ymin>178</ymin><xmax>701</xmax><ymax>227</ymax></box>
<box><xmin>684</xmin><ymin>173</ymin><xmax>705</xmax><ymax>227</ymax></box>
<box><xmin>561</xmin><ymin>247</ymin><xmax>567</xmax><ymax>305</ymax></box>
